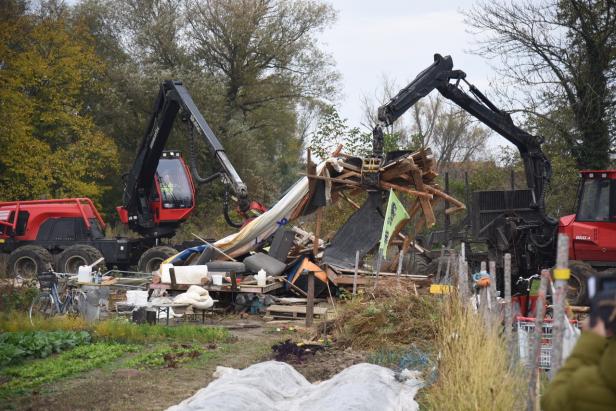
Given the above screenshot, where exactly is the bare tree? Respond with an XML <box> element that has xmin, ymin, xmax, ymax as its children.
<box><xmin>464</xmin><ymin>0</ymin><xmax>616</xmax><ymax>169</ymax></box>
<box><xmin>410</xmin><ymin>95</ymin><xmax>489</xmax><ymax>171</ymax></box>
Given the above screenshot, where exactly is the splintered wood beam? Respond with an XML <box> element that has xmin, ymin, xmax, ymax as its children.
<box><xmin>381</xmin><ymin>159</ymin><xmax>413</xmax><ymax>181</ymax></box>
<box><xmin>331</xmin><ymin>144</ymin><xmax>344</xmax><ymax>157</ymax></box>
<box><xmin>339</xmin><ymin>191</ymin><xmax>360</xmax><ymax>209</ymax></box>
<box><xmin>301</xmin><ymin>173</ymin><xmax>361</xmax><ymax>186</ymax></box>
<box><xmin>424</xmin><ymin>186</ymin><xmax>466</xmax><ymax>214</ymax></box>
<box><xmin>380</xmin><ymin>181</ymin><xmax>433</xmax><ymax>199</ymax></box>
<box><xmin>338</xmin><ymin>170</ymin><xmax>361</xmax><ymax>180</ymax></box>
<box><xmin>409</xmin><ymin>159</ymin><xmax>436</xmax><ymax>228</ymax></box>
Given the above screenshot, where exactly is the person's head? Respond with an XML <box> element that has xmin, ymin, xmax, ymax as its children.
<box><xmin>162</xmin><ymin>173</ymin><xmax>172</xmax><ymax>183</ymax></box>
<box><xmin>591</xmin><ymin>289</ymin><xmax>616</xmax><ymax>337</ymax></box>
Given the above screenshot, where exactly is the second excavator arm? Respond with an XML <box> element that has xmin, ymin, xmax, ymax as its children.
<box><xmin>374</xmin><ymin>54</ymin><xmax>552</xmax><ymax>217</ymax></box>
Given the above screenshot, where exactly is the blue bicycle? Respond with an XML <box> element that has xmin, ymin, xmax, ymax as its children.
<box><xmin>29</xmin><ymin>269</ymin><xmax>86</xmax><ymax>323</ymax></box>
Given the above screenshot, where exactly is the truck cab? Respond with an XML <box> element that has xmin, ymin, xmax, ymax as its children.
<box><xmin>559</xmin><ymin>170</ymin><xmax>616</xmax><ymax>268</ymax></box>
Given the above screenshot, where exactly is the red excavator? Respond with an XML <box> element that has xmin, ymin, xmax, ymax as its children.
<box><xmin>373</xmin><ymin>54</ymin><xmax>616</xmax><ymax>304</ymax></box>
<box><xmin>0</xmin><ymin>80</ymin><xmax>263</xmax><ymax>276</ymax></box>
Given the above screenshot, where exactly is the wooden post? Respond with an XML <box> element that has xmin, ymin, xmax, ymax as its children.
<box><xmin>436</xmin><ymin>245</ymin><xmax>445</xmax><ymax>282</ymax></box>
<box><xmin>527</xmin><ymin>269</ymin><xmax>550</xmax><ymax>411</ymax></box>
<box><xmin>169</xmin><ymin>267</ymin><xmax>177</xmax><ymax>290</ymax></box>
<box><xmin>489</xmin><ymin>260</ymin><xmax>498</xmax><ymax>313</ymax></box>
<box><xmin>458</xmin><ymin>252</ymin><xmax>469</xmax><ymax>301</ymax></box>
<box><xmin>504</xmin><ymin>253</ymin><xmax>513</xmax><ymax>347</ymax></box>
<box><xmin>306</xmin><ymin>271</ymin><xmax>315</xmax><ymax>327</ymax></box>
<box><xmin>550</xmin><ymin>234</ymin><xmax>570</xmax><ymax>380</ymax></box>
<box><xmin>353</xmin><ymin>250</ymin><xmax>359</xmax><ymax>296</ymax></box>
<box><xmin>396</xmin><ymin>250</ymin><xmax>404</xmax><ymax>285</ymax></box>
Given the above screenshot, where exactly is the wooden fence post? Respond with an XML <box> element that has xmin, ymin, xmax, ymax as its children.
<box><xmin>504</xmin><ymin>253</ymin><xmax>512</xmax><ymax>348</ymax></box>
<box><xmin>527</xmin><ymin>269</ymin><xmax>550</xmax><ymax>411</ymax></box>
<box><xmin>550</xmin><ymin>234</ymin><xmax>570</xmax><ymax>379</ymax></box>
<box><xmin>305</xmin><ymin>271</ymin><xmax>315</xmax><ymax>327</ymax></box>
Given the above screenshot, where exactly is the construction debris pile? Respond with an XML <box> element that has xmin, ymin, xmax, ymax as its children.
<box><xmin>151</xmin><ymin>148</ymin><xmax>465</xmax><ymax>316</ymax></box>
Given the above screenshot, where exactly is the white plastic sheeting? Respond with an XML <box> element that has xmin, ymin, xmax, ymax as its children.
<box><xmin>211</xmin><ymin>158</ymin><xmax>343</xmax><ymax>258</ymax></box>
<box><xmin>167</xmin><ymin>361</ymin><xmax>422</xmax><ymax>411</ymax></box>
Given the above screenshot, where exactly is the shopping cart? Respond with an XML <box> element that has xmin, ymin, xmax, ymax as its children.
<box><xmin>516</xmin><ymin>316</ymin><xmax>579</xmax><ymax>370</ymax></box>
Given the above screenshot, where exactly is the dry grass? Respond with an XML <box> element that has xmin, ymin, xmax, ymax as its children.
<box><xmin>0</xmin><ymin>313</ymin><xmax>88</xmax><ymax>332</ymax></box>
<box><xmin>333</xmin><ymin>282</ymin><xmax>440</xmax><ymax>350</ymax></box>
<box><xmin>422</xmin><ymin>294</ymin><xmax>526</xmax><ymax>410</ymax></box>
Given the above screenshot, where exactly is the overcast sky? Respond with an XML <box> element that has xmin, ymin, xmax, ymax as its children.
<box><xmin>319</xmin><ymin>0</ymin><xmax>497</xmax><ymax>131</ymax></box>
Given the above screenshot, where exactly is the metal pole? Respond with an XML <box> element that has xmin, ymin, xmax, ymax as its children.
<box><xmin>353</xmin><ymin>250</ymin><xmax>360</xmax><ymax>296</ymax></box>
<box><xmin>550</xmin><ymin>234</ymin><xmax>570</xmax><ymax>379</ymax></box>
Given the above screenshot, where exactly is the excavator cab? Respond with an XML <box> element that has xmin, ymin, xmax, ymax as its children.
<box><xmin>117</xmin><ymin>151</ymin><xmax>195</xmax><ymax>236</ymax></box>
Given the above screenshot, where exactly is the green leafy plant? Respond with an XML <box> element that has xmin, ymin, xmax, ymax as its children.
<box><xmin>0</xmin><ymin>342</ymin><xmax>139</xmax><ymax>398</ymax></box>
<box><xmin>125</xmin><ymin>343</ymin><xmax>213</xmax><ymax>369</ymax></box>
<box><xmin>0</xmin><ymin>331</ymin><xmax>91</xmax><ymax>367</ymax></box>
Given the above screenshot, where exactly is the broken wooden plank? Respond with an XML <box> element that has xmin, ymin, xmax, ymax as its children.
<box><xmin>380</xmin><ymin>181</ymin><xmax>433</xmax><ymax>199</ymax></box>
<box><xmin>267</xmin><ymin>305</ymin><xmax>328</xmax><ymax>315</ymax></box>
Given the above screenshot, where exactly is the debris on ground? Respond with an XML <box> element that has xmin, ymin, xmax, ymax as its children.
<box><xmin>271</xmin><ymin>339</ymin><xmax>324</xmax><ymax>363</ymax></box>
<box><xmin>166</xmin><ymin>361</ymin><xmax>423</xmax><ymax>411</ymax></box>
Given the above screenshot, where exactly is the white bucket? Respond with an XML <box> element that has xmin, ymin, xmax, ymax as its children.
<box><xmin>77</xmin><ymin>265</ymin><xmax>92</xmax><ymax>283</ymax></box>
<box><xmin>256</xmin><ymin>269</ymin><xmax>267</xmax><ymax>287</ymax></box>
<box><xmin>211</xmin><ymin>274</ymin><xmax>223</xmax><ymax>286</ymax></box>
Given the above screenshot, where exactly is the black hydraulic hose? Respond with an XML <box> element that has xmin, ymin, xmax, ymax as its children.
<box><xmin>223</xmin><ymin>186</ymin><xmax>243</xmax><ymax>228</ymax></box>
<box><xmin>187</xmin><ymin>124</ymin><xmax>210</xmax><ymax>184</ymax></box>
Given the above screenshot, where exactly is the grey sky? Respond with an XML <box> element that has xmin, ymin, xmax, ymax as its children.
<box><xmin>319</xmin><ymin>0</ymin><xmax>498</xmax><ymax>133</ymax></box>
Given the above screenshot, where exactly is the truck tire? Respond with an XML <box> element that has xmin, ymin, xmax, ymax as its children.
<box><xmin>138</xmin><ymin>246</ymin><xmax>178</xmax><ymax>273</ymax></box>
<box><xmin>57</xmin><ymin>245</ymin><xmax>106</xmax><ymax>274</ymax></box>
<box><xmin>8</xmin><ymin>245</ymin><xmax>53</xmax><ymax>278</ymax></box>
<box><xmin>568</xmin><ymin>260</ymin><xmax>595</xmax><ymax>306</ymax></box>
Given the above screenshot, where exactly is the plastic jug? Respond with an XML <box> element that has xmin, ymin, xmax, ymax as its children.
<box><xmin>78</xmin><ymin>265</ymin><xmax>93</xmax><ymax>283</ymax></box>
<box><xmin>256</xmin><ymin>269</ymin><xmax>267</xmax><ymax>287</ymax></box>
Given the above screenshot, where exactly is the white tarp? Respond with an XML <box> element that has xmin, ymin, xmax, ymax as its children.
<box><xmin>211</xmin><ymin>158</ymin><xmax>343</xmax><ymax>258</ymax></box>
<box><xmin>167</xmin><ymin>361</ymin><xmax>422</xmax><ymax>411</ymax></box>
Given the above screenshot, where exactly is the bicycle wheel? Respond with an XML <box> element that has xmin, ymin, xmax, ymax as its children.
<box><xmin>29</xmin><ymin>293</ymin><xmax>54</xmax><ymax>324</ymax></box>
<box><xmin>66</xmin><ymin>290</ymin><xmax>87</xmax><ymax>317</ymax></box>
<box><xmin>64</xmin><ymin>290</ymin><xmax>81</xmax><ymax>316</ymax></box>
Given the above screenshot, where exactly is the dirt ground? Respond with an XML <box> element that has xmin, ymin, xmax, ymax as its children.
<box><xmin>2</xmin><ymin>319</ymin><xmax>369</xmax><ymax>411</ymax></box>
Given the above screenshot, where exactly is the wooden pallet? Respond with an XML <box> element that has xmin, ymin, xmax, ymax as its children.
<box><xmin>266</xmin><ymin>304</ymin><xmax>328</xmax><ymax>319</ymax></box>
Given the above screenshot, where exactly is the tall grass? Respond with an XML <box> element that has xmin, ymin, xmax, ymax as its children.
<box><xmin>422</xmin><ymin>294</ymin><xmax>526</xmax><ymax>410</ymax></box>
<box><xmin>93</xmin><ymin>320</ymin><xmax>230</xmax><ymax>344</ymax></box>
<box><xmin>0</xmin><ymin>313</ymin><xmax>87</xmax><ymax>332</ymax></box>
<box><xmin>0</xmin><ymin>313</ymin><xmax>230</xmax><ymax>344</ymax></box>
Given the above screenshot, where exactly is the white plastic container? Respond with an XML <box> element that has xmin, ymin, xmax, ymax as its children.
<box><xmin>126</xmin><ymin>290</ymin><xmax>148</xmax><ymax>306</ymax></box>
<box><xmin>77</xmin><ymin>265</ymin><xmax>93</xmax><ymax>283</ymax></box>
<box><xmin>161</xmin><ymin>263</ymin><xmax>208</xmax><ymax>285</ymax></box>
<box><xmin>211</xmin><ymin>274</ymin><xmax>223</xmax><ymax>286</ymax></box>
<box><xmin>256</xmin><ymin>269</ymin><xmax>267</xmax><ymax>287</ymax></box>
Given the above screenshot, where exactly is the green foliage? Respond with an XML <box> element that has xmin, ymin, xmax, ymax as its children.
<box><xmin>0</xmin><ymin>330</ymin><xmax>91</xmax><ymax>367</ymax></box>
<box><xmin>0</xmin><ymin>4</ymin><xmax>119</xmax><ymax>205</ymax></box>
<box><xmin>92</xmin><ymin>319</ymin><xmax>231</xmax><ymax>344</ymax></box>
<box><xmin>0</xmin><ymin>283</ymin><xmax>38</xmax><ymax>312</ymax></box>
<box><xmin>0</xmin><ymin>342</ymin><xmax>138</xmax><ymax>398</ymax></box>
<box><xmin>124</xmin><ymin>343</ymin><xmax>213</xmax><ymax>369</ymax></box>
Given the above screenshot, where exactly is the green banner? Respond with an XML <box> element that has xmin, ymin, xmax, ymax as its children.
<box><xmin>379</xmin><ymin>189</ymin><xmax>410</xmax><ymax>258</ymax></box>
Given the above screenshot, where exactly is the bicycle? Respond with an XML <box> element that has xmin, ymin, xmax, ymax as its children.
<box><xmin>29</xmin><ymin>269</ymin><xmax>87</xmax><ymax>324</ymax></box>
